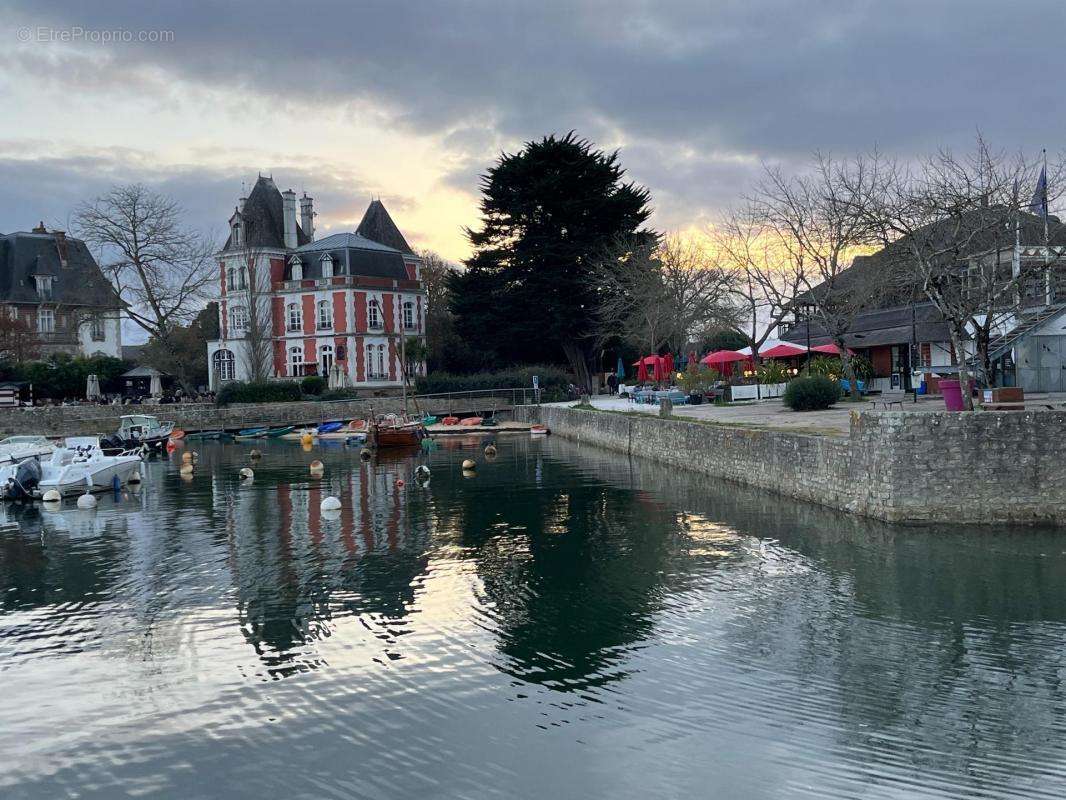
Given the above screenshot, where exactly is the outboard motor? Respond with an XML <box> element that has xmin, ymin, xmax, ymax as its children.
<box><xmin>4</xmin><ymin>457</ymin><xmax>42</xmax><ymax>501</ymax></box>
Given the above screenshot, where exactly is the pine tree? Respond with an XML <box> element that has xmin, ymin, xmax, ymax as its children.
<box><xmin>451</xmin><ymin>132</ymin><xmax>653</xmax><ymax>388</ymax></box>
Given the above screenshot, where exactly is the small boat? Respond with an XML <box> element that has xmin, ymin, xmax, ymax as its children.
<box><xmin>101</xmin><ymin>415</ymin><xmax>175</xmax><ymax>455</ymax></box>
<box><xmin>261</xmin><ymin>426</ymin><xmax>294</xmax><ymax>439</ymax></box>
<box><xmin>237</xmin><ymin>426</ymin><xmax>268</xmax><ymax>437</ymax></box>
<box><xmin>441</xmin><ymin>416</ymin><xmax>460</xmax><ymax>426</ymax></box>
<box><xmin>187</xmin><ymin>430</ymin><xmax>234</xmax><ymax>441</ymax></box>
<box><xmin>459</xmin><ymin>417</ymin><xmax>484</xmax><ymax>427</ymax></box>
<box><xmin>345</xmin><ymin>432</ymin><xmax>368</xmax><ymax>446</ymax></box>
<box><xmin>371</xmin><ymin>416</ymin><xmax>427</xmax><ymax>448</ymax></box>
<box><xmin>317</xmin><ymin>421</ymin><xmax>344</xmax><ymax>434</ymax></box>
<box><xmin>2</xmin><ymin>437</ymin><xmax>142</xmax><ymax>500</ymax></box>
<box><xmin>530</xmin><ymin>424</ymin><xmax>550</xmax><ymax>436</ymax></box>
<box><xmin>422</xmin><ymin>415</ymin><xmax>438</xmax><ymax>426</ymax></box>
<box><xmin>0</xmin><ymin>436</ymin><xmax>54</xmax><ymax>466</ymax></box>
<box><xmin>348</xmin><ymin>419</ymin><xmax>368</xmax><ymax>431</ymax></box>
<box><xmin>169</xmin><ymin>429</ymin><xmax>186</xmax><ymax>440</ymax></box>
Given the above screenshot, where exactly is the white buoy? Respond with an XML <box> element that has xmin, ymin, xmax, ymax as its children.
<box><xmin>179</xmin><ymin>463</ymin><xmax>194</xmax><ymax>476</ymax></box>
<box><xmin>309</xmin><ymin>460</ymin><xmax>324</xmax><ymax>476</ymax></box>
<box><xmin>181</xmin><ymin>451</ymin><xmax>193</xmax><ymax>464</ymax></box>
<box><xmin>415</xmin><ymin>465</ymin><xmax>431</xmax><ymax>479</ymax></box>
<box><xmin>320</xmin><ymin>496</ymin><xmax>341</xmax><ymax>512</ymax></box>
<box><xmin>127</xmin><ymin>469</ymin><xmax>142</xmax><ymax>484</ymax></box>
<box><xmin>359</xmin><ymin>448</ymin><xmax>372</xmax><ymax>460</ymax></box>
<box><xmin>484</xmin><ymin>444</ymin><xmax>497</xmax><ymax>457</ymax></box>
<box><xmin>239</xmin><ymin>467</ymin><xmax>254</xmax><ymax>480</ymax></box>
<box><xmin>462</xmin><ymin>459</ymin><xmax>476</xmax><ymax>471</ymax></box>
<box><xmin>42</xmin><ymin>489</ymin><xmax>62</xmax><ymax>502</ymax></box>
<box><xmin>77</xmin><ymin>493</ymin><xmax>97</xmax><ymax>509</ymax></box>
<box><xmin>249</xmin><ymin>449</ymin><xmax>262</xmax><ymax>460</ymax></box>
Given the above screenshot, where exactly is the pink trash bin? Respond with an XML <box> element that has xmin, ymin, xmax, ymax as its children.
<box><xmin>939</xmin><ymin>379</ymin><xmax>964</xmax><ymax>411</ymax></box>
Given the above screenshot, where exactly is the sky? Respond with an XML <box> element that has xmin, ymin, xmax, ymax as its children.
<box><xmin>3</xmin><ymin>0</ymin><xmax>1066</xmax><ymax>269</ymax></box>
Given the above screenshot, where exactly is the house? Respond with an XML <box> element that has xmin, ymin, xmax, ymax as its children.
<box><xmin>206</xmin><ymin>177</ymin><xmax>426</xmax><ymax>390</ymax></box>
<box><xmin>781</xmin><ymin>211</ymin><xmax>1066</xmax><ymax>393</ymax></box>
<box><xmin>0</xmin><ymin>224</ymin><xmax>123</xmax><ymax>359</ymax></box>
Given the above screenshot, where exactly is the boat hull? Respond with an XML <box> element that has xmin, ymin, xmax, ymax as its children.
<box><xmin>38</xmin><ymin>457</ymin><xmax>142</xmax><ymax>496</ymax></box>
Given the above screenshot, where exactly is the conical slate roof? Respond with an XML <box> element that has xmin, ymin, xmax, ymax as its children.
<box><xmin>355</xmin><ymin>200</ymin><xmax>413</xmax><ymax>254</ymax></box>
<box><xmin>223</xmin><ymin>176</ymin><xmax>309</xmax><ymax>250</ymax></box>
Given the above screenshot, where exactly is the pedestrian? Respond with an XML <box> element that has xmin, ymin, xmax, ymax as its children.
<box><xmin>606</xmin><ymin>372</ymin><xmax>619</xmax><ymax>395</ymax></box>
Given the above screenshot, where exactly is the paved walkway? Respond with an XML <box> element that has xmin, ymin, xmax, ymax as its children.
<box><xmin>550</xmin><ymin>392</ymin><xmax>1066</xmax><ymax>438</ymax></box>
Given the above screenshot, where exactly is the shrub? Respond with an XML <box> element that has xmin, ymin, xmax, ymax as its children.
<box><xmin>783</xmin><ymin>376</ymin><xmax>841</xmax><ymax>411</ymax></box>
<box><xmin>216</xmin><ymin>380</ymin><xmax>303</xmax><ymax>406</ymax></box>
<box><xmin>415</xmin><ymin>365</ymin><xmax>573</xmax><ymax>402</ymax></box>
<box><xmin>676</xmin><ymin>366</ymin><xmax>720</xmax><ymax>394</ymax></box>
<box><xmin>807</xmin><ymin>354</ymin><xmax>874</xmax><ymax>382</ymax></box>
<box><xmin>301</xmin><ymin>375</ymin><xmax>326</xmax><ymax>396</ymax></box>
<box><xmin>755</xmin><ymin>360</ymin><xmax>792</xmax><ymax>385</ymax></box>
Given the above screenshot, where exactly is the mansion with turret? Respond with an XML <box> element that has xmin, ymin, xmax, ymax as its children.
<box><xmin>206</xmin><ymin>176</ymin><xmax>426</xmax><ymax>391</ymax></box>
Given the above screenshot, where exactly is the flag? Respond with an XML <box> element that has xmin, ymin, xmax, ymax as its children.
<box><xmin>1030</xmin><ymin>166</ymin><xmax>1048</xmax><ymax>219</ymax></box>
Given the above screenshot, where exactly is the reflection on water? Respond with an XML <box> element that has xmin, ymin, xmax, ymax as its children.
<box><xmin>2</xmin><ymin>436</ymin><xmax>1066</xmax><ymax>798</ymax></box>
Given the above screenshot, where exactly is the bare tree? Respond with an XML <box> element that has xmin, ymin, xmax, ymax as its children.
<box><xmin>714</xmin><ymin>207</ymin><xmax>807</xmax><ymax>371</ymax></box>
<box><xmin>74</xmin><ymin>184</ymin><xmax>215</xmax><ymax>378</ymax></box>
<box><xmin>749</xmin><ymin>153</ymin><xmax>887</xmax><ymax>398</ymax></box>
<box><xmin>596</xmin><ymin>234</ymin><xmax>737</xmax><ymax>357</ymax></box>
<box><xmin>858</xmin><ymin>139</ymin><xmax>1065</xmax><ymax>408</ymax></box>
<box><xmin>0</xmin><ymin>315</ymin><xmax>42</xmax><ymax>362</ymax></box>
<box><xmin>239</xmin><ymin>244</ymin><xmax>276</xmax><ymax>383</ymax></box>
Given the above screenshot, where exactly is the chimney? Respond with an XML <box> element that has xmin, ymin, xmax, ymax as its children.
<box><xmin>300</xmin><ymin>193</ymin><xmax>315</xmax><ymax>242</ymax></box>
<box><xmin>282</xmin><ymin>189</ymin><xmax>298</xmax><ymax>249</ymax></box>
<box><xmin>32</xmin><ymin>221</ymin><xmax>47</xmax><ymax>233</ymax></box>
<box><xmin>238</xmin><ymin>195</ymin><xmax>247</xmax><ymax>213</ymax></box>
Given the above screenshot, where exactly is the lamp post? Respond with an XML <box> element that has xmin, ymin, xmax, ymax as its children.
<box><xmin>804</xmin><ymin>303</ymin><xmax>812</xmax><ymax>373</ymax></box>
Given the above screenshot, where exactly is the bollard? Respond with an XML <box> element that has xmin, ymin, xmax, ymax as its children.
<box><xmin>659</xmin><ymin>397</ymin><xmax>673</xmax><ymax>418</ymax></box>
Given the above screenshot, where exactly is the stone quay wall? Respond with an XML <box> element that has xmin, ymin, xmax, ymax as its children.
<box><xmin>0</xmin><ymin>397</ymin><xmax>512</xmax><ymax>438</ymax></box>
<box><xmin>517</xmin><ymin>405</ymin><xmax>1066</xmax><ymax>525</ymax></box>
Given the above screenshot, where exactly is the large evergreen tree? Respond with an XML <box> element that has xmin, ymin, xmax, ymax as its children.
<box><xmin>450</xmin><ymin>132</ymin><xmax>653</xmax><ymax>387</ymax></box>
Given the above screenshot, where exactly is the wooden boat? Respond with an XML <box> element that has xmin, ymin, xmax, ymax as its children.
<box><xmin>370</xmin><ymin>415</ymin><xmax>427</xmax><ymax>448</ymax></box>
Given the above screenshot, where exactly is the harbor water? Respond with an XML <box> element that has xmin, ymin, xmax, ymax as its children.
<box><xmin>2</xmin><ymin>436</ymin><xmax>1066</xmax><ymax>799</ymax></box>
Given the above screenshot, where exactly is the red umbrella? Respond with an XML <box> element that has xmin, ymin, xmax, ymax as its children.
<box><xmin>652</xmin><ymin>356</ymin><xmax>665</xmax><ymax>383</ymax></box>
<box><xmin>700</xmin><ymin>350</ymin><xmax>749</xmax><ymax>366</ymax></box>
<box><xmin>810</xmin><ymin>343</ymin><xmax>856</xmax><ymax>356</ymax></box>
<box><xmin>637</xmin><ymin>358</ymin><xmax>649</xmax><ymax>383</ymax></box>
<box><xmin>664</xmin><ymin>353</ymin><xmax>675</xmax><ymax>376</ymax></box>
<box><xmin>761</xmin><ymin>343</ymin><xmax>808</xmax><ymax>359</ymax></box>
<box><xmin>632</xmin><ymin>355</ymin><xmax>660</xmax><ymax>366</ymax></box>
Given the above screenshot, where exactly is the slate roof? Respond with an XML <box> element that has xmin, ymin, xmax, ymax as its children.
<box><xmin>223</xmin><ymin>176</ymin><xmax>310</xmax><ymax>251</ymax></box>
<box><xmin>356</xmin><ymin>200</ymin><xmax>414</xmax><ymax>254</ymax></box>
<box><xmin>290</xmin><ymin>233</ymin><xmax>410</xmax><ymax>281</ymax></box>
<box><xmin>0</xmin><ymin>231</ymin><xmax>121</xmax><ymax>309</ymax></box>
<box><xmin>782</xmin><ymin>302</ymin><xmax>955</xmax><ymax>347</ymax></box>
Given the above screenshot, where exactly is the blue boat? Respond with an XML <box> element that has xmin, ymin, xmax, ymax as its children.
<box><xmin>317</xmin><ymin>421</ymin><xmax>344</xmax><ymax>434</ymax></box>
<box><xmin>237</xmin><ymin>426</ymin><xmax>268</xmax><ymax>437</ymax></box>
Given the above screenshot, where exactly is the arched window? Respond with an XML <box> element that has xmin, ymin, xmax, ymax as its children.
<box><xmin>402</xmin><ymin>300</ymin><xmax>415</xmax><ymax>330</ymax></box>
<box><xmin>288</xmin><ymin>346</ymin><xmax>304</xmax><ymax>377</ymax></box>
<box><xmin>321</xmin><ymin>253</ymin><xmax>334</xmax><ymax>279</ymax></box>
<box><xmin>213</xmin><ymin>349</ymin><xmax>235</xmax><ymax>382</ymax></box>
<box><xmin>367</xmin><ymin>298</ymin><xmax>382</xmax><ymax>329</ymax></box>
<box><xmin>319</xmin><ymin>344</ymin><xmax>334</xmax><ymax>376</ymax></box>
<box><xmin>317</xmin><ymin>299</ymin><xmax>332</xmax><ymax>330</ymax></box>
<box><xmin>228</xmin><ymin>304</ymin><xmax>248</xmax><ymax>332</ymax></box>
<box><xmin>289</xmin><ymin>256</ymin><xmax>303</xmax><ymax>281</ymax></box>
<box><xmin>287</xmin><ymin>302</ymin><xmax>302</xmax><ymax>331</ymax></box>
<box><xmin>226</xmin><ymin>267</ymin><xmax>235</xmax><ymax>291</ymax></box>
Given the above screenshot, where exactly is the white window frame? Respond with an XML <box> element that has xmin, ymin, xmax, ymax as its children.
<box><xmin>317</xmin><ymin>299</ymin><xmax>333</xmax><ymax>330</ymax></box>
<box><xmin>288</xmin><ymin>346</ymin><xmax>304</xmax><ymax>377</ymax></box>
<box><xmin>402</xmin><ymin>301</ymin><xmax>415</xmax><ymax>330</ymax></box>
<box><xmin>321</xmin><ymin>253</ymin><xmax>334</xmax><ymax>279</ymax></box>
<box><xmin>37</xmin><ymin>308</ymin><xmax>55</xmax><ymax>333</ymax></box>
<box><xmin>227</xmin><ymin>267</ymin><xmax>236</xmax><ymax>292</ymax></box>
<box><xmin>229</xmin><ymin>304</ymin><xmax>248</xmax><ymax>333</ymax></box>
<box><xmin>35</xmin><ymin>276</ymin><xmax>53</xmax><ymax>300</ymax></box>
<box><xmin>377</xmin><ymin>344</ymin><xmax>387</xmax><ymax>379</ymax></box>
<box><xmin>213</xmin><ymin>349</ymin><xmax>235</xmax><ymax>382</ymax></box>
<box><xmin>320</xmin><ymin>343</ymin><xmax>334</xmax><ymax>376</ymax></box>
<box><xmin>90</xmin><ymin>314</ymin><xmax>106</xmax><ymax>341</ymax></box>
<box><xmin>290</xmin><ymin>257</ymin><xmax>303</xmax><ymax>281</ymax></box>
<box><xmin>287</xmin><ymin>302</ymin><xmax>302</xmax><ymax>332</ymax></box>
<box><xmin>367</xmin><ymin>298</ymin><xmax>382</xmax><ymax>330</ymax></box>
<box><xmin>232</xmin><ymin>222</ymin><xmax>241</xmax><ymax>246</ymax></box>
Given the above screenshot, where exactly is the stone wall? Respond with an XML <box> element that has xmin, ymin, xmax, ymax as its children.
<box><xmin>0</xmin><ymin>397</ymin><xmax>512</xmax><ymax>437</ymax></box>
<box><xmin>518</xmin><ymin>405</ymin><xmax>1066</xmax><ymax>525</ymax></box>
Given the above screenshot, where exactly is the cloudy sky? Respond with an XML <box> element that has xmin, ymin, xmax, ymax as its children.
<box><xmin>2</xmin><ymin>0</ymin><xmax>1065</xmax><ymax>264</ymax></box>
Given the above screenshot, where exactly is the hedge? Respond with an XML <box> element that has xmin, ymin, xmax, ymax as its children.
<box><xmin>215</xmin><ymin>380</ymin><xmax>303</xmax><ymax>406</ymax></box>
<box><xmin>301</xmin><ymin>375</ymin><xmax>326</xmax><ymax>396</ymax></box>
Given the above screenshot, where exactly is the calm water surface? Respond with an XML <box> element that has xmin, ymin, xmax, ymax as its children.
<box><xmin>2</xmin><ymin>435</ymin><xmax>1066</xmax><ymax>799</ymax></box>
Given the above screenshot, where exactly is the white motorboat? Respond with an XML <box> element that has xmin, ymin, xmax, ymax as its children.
<box><xmin>0</xmin><ymin>435</ymin><xmax>54</xmax><ymax>465</ymax></box>
<box><xmin>101</xmin><ymin>415</ymin><xmax>175</xmax><ymax>454</ymax></box>
<box><xmin>1</xmin><ymin>437</ymin><xmax>142</xmax><ymax>500</ymax></box>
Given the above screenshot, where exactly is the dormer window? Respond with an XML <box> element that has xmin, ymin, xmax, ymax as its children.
<box><xmin>289</xmin><ymin>256</ymin><xmax>303</xmax><ymax>281</ymax></box>
<box><xmin>34</xmin><ymin>276</ymin><xmax>53</xmax><ymax>300</ymax></box>
<box><xmin>232</xmin><ymin>221</ymin><xmax>241</xmax><ymax>246</ymax></box>
<box><xmin>321</xmin><ymin>253</ymin><xmax>334</xmax><ymax>279</ymax></box>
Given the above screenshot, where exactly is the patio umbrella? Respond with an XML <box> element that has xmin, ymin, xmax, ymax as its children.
<box><xmin>651</xmin><ymin>356</ymin><xmax>663</xmax><ymax>383</ymax></box>
<box><xmin>85</xmin><ymin>373</ymin><xmax>100</xmax><ymax>400</ymax></box>
<box><xmin>810</xmin><ymin>343</ymin><xmax>855</xmax><ymax>356</ymax></box>
<box><xmin>616</xmin><ymin>356</ymin><xmax>625</xmax><ymax>380</ymax></box>
<box><xmin>761</xmin><ymin>342</ymin><xmax>808</xmax><ymax>359</ymax></box>
<box><xmin>328</xmin><ymin>362</ymin><xmax>347</xmax><ymax>389</ymax></box>
<box><xmin>149</xmin><ymin>371</ymin><xmax>163</xmax><ymax>397</ymax></box>
<box><xmin>700</xmin><ymin>349</ymin><xmax>749</xmax><ymax>367</ymax></box>
<box><xmin>637</xmin><ymin>358</ymin><xmax>649</xmax><ymax>383</ymax></box>
<box><xmin>664</xmin><ymin>353</ymin><xmax>675</xmax><ymax>376</ymax></box>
